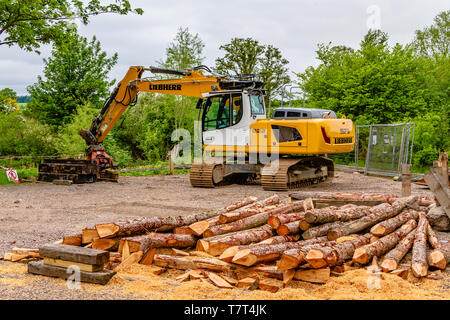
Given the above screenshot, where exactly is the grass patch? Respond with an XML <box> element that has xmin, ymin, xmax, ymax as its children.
<box><xmin>0</xmin><ymin>168</ymin><xmax>38</xmax><ymax>185</ymax></box>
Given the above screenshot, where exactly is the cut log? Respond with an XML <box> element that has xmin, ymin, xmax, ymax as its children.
<box><xmin>370</xmin><ymin>209</ymin><xmax>419</xmax><ymax>236</ymax></box>
<box><xmin>152</xmin><ymin>254</ymin><xmax>232</xmax><ymax>272</ymax></box>
<box><xmin>92</xmin><ymin>238</ymin><xmax>119</xmax><ymax>251</ymax></box>
<box><xmin>197</xmin><ymin>225</ymin><xmax>274</xmax><ymax>256</ymax></box>
<box><xmin>206</xmin><ymin>272</ymin><xmax>234</xmax><ymax>289</ymax></box>
<box><xmin>28</xmin><ymin>260</ymin><xmax>115</xmax><ymax>285</ymax></box>
<box><xmin>427</xmin><ymin>224</ymin><xmax>450</xmax><ymax>269</ymax></box>
<box><xmin>252</xmin><ymin>265</ymin><xmax>284</xmax><ymax>280</ymax></box>
<box><xmin>218</xmin><ymin>235</ymin><xmax>299</xmax><ymax>263</ymax></box>
<box><xmin>231</xmin><ymin>237</ymin><xmax>330</xmax><ymax>267</ymax></box>
<box><xmin>218</xmin><ymin>195</ymin><xmax>280</xmax><ymax>224</ymax></box>
<box><xmin>294</xmin><ymin>268</ymin><xmax>330</xmax><ymax>284</ymax></box>
<box><xmin>327</xmin><ymin>196</ymin><xmax>418</xmax><ymax>240</ymax></box>
<box><xmin>225</xmin><ymin>196</ymin><xmax>259</xmax><ymax>212</ymax></box>
<box><xmin>283</xmin><ymin>269</ymin><xmax>296</xmax><ymax>287</ymax></box>
<box><xmin>39</xmin><ymin>244</ymin><xmax>109</xmax><ymax>265</ymax></box>
<box><xmin>278</xmin><ymin>240</ymin><xmax>337</xmax><ymax>271</ymax></box>
<box><xmin>43</xmin><ymin>257</ymin><xmax>103</xmax><ymax>272</ymax></box>
<box><xmin>268</xmin><ymin>212</ymin><xmax>306</xmax><ymax>229</ymax></box>
<box><xmin>411</xmin><ymin>212</ymin><xmax>429</xmax><ymax>278</ymax></box>
<box><xmin>380</xmin><ymin>228</ymin><xmax>417</xmax><ymax>272</ymax></box>
<box><xmin>94</xmin><ymin>196</ymin><xmax>260</xmax><ymax>238</ymax></box>
<box><xmin>259</xmin><ymin>279</ymin><xmax>282</xmax><ymax>293</ymax></box>
<box><xmin>427</xmin><ymin>206</ymin><xmax>450</xmax><ymax>231</ymax></box>
<box><xmin>118</xmin><ymin>233</ymin><xmax>196</xmax><ymax>255</ymax></box>
<box><xmin>305</xmin><ymin>233</ymin><xmax>372</xmax><ymax>268</ymax></box>
<box><xmin>302</xmin><ymin>221</ymin><xmax>346</xmax><ymax>240</ymax></box>
<box><xmin>304</xmin><ymin>206</ymin><xmax>371</xmax><ymax>224</ymax></box>
<box><xmin>81</xmin><ymin>228</ymin><xmax>99</xmax><ymax>244</ymax></box>
<box><xmin>62</xmin><ymin>234</ymin><xmax>82</xmax><ymax>246</ymax></box>
<box><xmin>276</xmin><ymin>220</ymin><xmax>304</xmax><ymax>236</ymax></box>
<box><xmin>189</xmin><ymin>219</ymin><xmax>217</xmax><ymax>236</ymax></box>
<box><xmin>352</xmin><ymin>219</ymin><xmax>417</xmax><ymax>265</ymax></box>
<box><xmin>172</xmin><ymin>226</ymin><xmax>195</xmax><ymax>235</ymax></box>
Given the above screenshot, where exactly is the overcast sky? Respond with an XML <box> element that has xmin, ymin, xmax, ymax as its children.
<box><xmin>0</xmin><ymin>0</ymin><xmax>448</xmax><ymax>95</ymax></box>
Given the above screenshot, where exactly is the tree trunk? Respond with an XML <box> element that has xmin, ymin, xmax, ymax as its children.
<box><xmin>411</xmin><ymin>212</ymin><xmax>429</xmax><ymax>277</ymax></box>
<box><xmin>94</xmin><ymin>196</ymin><xmax>259</xmax><ymax>238</ymax></box>
<box><xmin>118</xmin><ymin>233</ymin><xmax>196</xmax><ymax>256</ymax></box>
<box><xmin>327</xmin><ymin>196</ymin><xmax>418</xmax><ymax>240</ymax></box>
<box><xmin>302</xmin><ymin>221</ymin><xmax>346</xmax><ymax>240</ymax></box>
<box><xmin>427</xmin><ymin>206</ymin><xmax>450</xmax><ymax>231</ymax></box>
<box><xmin>305</xmin><ymin>233</ymin><xmax>372</xmax><ymax>268</ymax></box>
<box><xmin>380</xmin><ymin>228</ymin><xmax>417</xmax><ymax>272</ymax></box>
<box><xmin>304</xmin><ymin>206</ymin><xmax>371</xmax><ymax>224</ymax></box>
<box><xmin>152</xmin><ymin>254</ymin><xmax>232</xmax><ymax>272</ymax></box>
<box><xmin>196</xmin><ymin>225</ymin><xmax>274</xmax><ymax>256</ymax></box>
<box><xmin>370</xmin><ymin>209</ymin><xmax>419</xmax><ymax>236</ymax></box>
<box><xmin>218</xmin><ymin>195</ymin><xmax>280</xmax><ymax>224</ymax></box>
<box><xmin>218</xmin><ymin>235</ymin><xmax>299</xmax><ymax>263</ymax></box>
<box><xmin>268</xmin><ymin>212</ymin><xmax>306</xmax><ymax>229</ymax></box>
<box><xmin>224</xmin><ymin>196</ymin><xmax>258</xmax><ymax>212</ymax></box>
<box><xmin>231</xmin><ymin>237</ymin><xmax>330</xmax><ymax>267</ymax></box>
<box><xmin>427</xmin><ymin>224</ymin><xmax>450</xmax><ymax>269</ymax></box>
<box><xmin>277</xmin><ymin>239</ymin><xmax>336</xmax><ymax>271</ymax></box>
<box><xmin>352</xmin><ymin>219</ymin><xmax>417</xmax><ymax>265</ymax></box>
<box><xmin>276</xmin><ymin>220</ymin><xmax>308</xmax><ymax>236</ymax></box>
<box><xmin>204</xmin><ymin>204</ymin><xmax>296</xmax><ymax>238</ymax></box>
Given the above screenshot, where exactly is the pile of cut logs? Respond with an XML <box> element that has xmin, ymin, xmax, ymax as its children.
<box><xmin>8</xmin><ymin>190</ymin><xmax>447</xmax><ymax>290</ymax></box>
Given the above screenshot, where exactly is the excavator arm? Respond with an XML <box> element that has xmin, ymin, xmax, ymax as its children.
<box><xmin>79</xmin><ymin>65</ymin><xmax>230</xmax><ymax>145</ymax></box>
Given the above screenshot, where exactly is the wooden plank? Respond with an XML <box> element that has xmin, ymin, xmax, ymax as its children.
<box><xmin>44</xmin><ymin>257</ymin><xmax>103</xmax><ymax>272</ymax></box>
<box><xmin>28</xmin><ymin>260</ymin><xmax>116</xmax><ymax>285</ymax></box>
<box><xmin>39</xmin><ymin>244</ymin><xmax>109</xmax><ymax>265</ymax></box>
<box><xmin>206</xmin><ymin>272</ymin><xmax>234</xmax><ymax>289</ymax></box>
<box><xmin>424</xmin><ymin>167</ymin><xmax>450</xmax><ymax>218</ymax></box>
<box><xmin>294</xmin><ymin>268</ymin><xmax>330</xmax><ymax>284</ymax></box>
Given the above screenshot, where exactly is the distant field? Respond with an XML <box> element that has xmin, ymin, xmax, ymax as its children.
<box><xmin>18</xmin><ymin>103</ymin><xmax>27</xmax><ymax>110</ymax></box>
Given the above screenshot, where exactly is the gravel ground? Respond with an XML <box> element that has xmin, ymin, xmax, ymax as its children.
<box><xmin>0</xmin><ymin>171</ymin><xmax>437</xmax><ymax>299</ymax></box>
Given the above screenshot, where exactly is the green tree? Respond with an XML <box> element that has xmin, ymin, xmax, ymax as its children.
<box><xmin>158</xmin><ymin>27</ymin><xmax>205</xmax><ymax>133</ymax></box>
<box><xmin>215</xmin><ymin>37</ymin><xmax>290</xmax><ymax>106</ymax></box>
<box><xmin>413</xmin><ymin>10</ymin><xmax>449</xmax><ymax>58</ymax></box>
<box><xmin>0</xmin><ymin>0</ymin><xmax>143</xmax><ymax>53</ymax></box>
<box><xmin>297</xmin><ymin>30</ymin><xmax>428</xmax><ymax>123</ymax></box>
<box><xmin>0</xmin><ymin>87</ymin><xmax>18</xmax><ymax>113</ymax></box>
<box><xmin>27</xmin><ymin>32</ymin><xmax>118</xmax><ymax>127</ymax></box>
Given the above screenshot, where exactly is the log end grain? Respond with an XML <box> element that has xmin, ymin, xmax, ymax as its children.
<box><xmin>352</xmin><ymin>247</ymin><xmax>369</xmax><ymax>265</ymax></box>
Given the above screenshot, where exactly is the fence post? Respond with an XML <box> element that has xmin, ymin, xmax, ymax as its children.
<box><xmin>168</xmin><ymin>151</ymin><xmax>174</xmax><ymax>175</ymax></box>
<box><xmin>9</xmin><ymin>156</ymin><xmax>12</xmax><ymax>169</ymax></box>
<box><xmin>354</xmin><ymin>126</ymin><xmax>359</xmax><ymax>170</ymax></box>
<box><xmin>439</xmin><ymin>152</ymin><xmax>448</xmax><ymax>186</ymax></box>
<box><xmin>401</xmin><ymin>164</ymin><xmax>411</xmax><ymax>197</ymax></box>
<box><xmin>397</xmin><ymin>126</ymin><xmax>406</xmax><ymax>174</ymax></box>
<box><xmin>365</xmin><ymin>125</ymin><xmax>374</xmax><ymax>175</ymax></box>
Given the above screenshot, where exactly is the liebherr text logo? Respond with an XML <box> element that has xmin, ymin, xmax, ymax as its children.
<box><xmin>149</xmin><ymin>84</ymin><xmax>182</xmax><ymax>91</ymax></box>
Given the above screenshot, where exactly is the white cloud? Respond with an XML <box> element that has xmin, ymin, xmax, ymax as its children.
<box><xmin>0</xmin><ymin>0</ymin><xmax>448</xmax><ymax>95</ymax></box>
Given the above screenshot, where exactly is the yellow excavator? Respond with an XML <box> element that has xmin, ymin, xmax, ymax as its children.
<box><xmin>48</xmin><ymin>65</ymin><xmax>354</xmax><ymax>190</ymax></box>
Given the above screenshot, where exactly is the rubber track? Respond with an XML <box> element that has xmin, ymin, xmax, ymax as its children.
<box><xmin>189</xmin><ymin>163</ymin><xmax>216</xmax><ymax>188</ymax></box>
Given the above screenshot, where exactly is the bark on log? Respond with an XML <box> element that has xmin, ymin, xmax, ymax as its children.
<box><xmin>304</xmin><ymin>233</ymin><xmax>372</xmax><ymax>269</ymax></box>
<box><xmin>118</xmin><ymin>233</ymin><xmax>196</xmax><ymax>255</ymax></box>
<box><xmin>352</xmin><ymin>219</ymin><xmax>417</xmax><ymax>265</ymax></box>
<box><xmin>304</xmin><ymin>206</ymin><xmax>371</xmax><ymax>224</ymax></box>
<box><xmin>370</xmin><ymin>209</ymin><xmax>419</xmax><ymax>236</ymax></box>
<box><xmin>268</xmin><ymin>212</ymin><xmax>306</xmax><ymax>229</ymax></box>
<box><xmin>204</xmin><ymin>203</ymin><xmax>297</xmax><ymax>238</ymax></box>
<box><xmin>302</xmin><ymin>221</ymin><xmax>346</xmax><ymax>240</ymax></box>
<box><xmin>427</xmin><ymin>206</ymin><xmax>450</xmax><ymax>231</ymax></box>
<box><xmin>218</xmin><ymin>195</ymin><xmax>280</xmax><ymax>224</ymax></box>
<box><xmin>277</xmin><ymin>240</ymin><xmax>337</xmax><ymax>271</ymax></box>
<box><xmin>95</xmin><ymin>196</ymin><xmax>259</xmax><ymax>238</ymax></box>
<box><xmin>196</xmin><ymin>225</ymin><xmax>274</xmax><ymax>256</ymax></box>
<box><xmin>218</xmin><ymin>235</ymin><xmax>299</xmax><ymax>262</ymax></box>
<box><xmin>411</xmin><ymin>212</ymin><xmax>429</xmax><ymax>277</ymax></box>
<box><xmin>277</xmin><ymin>220</ymin><xmax>303</xmax><ymax>236</ymax></box>
<box><xmin>152</xmin><ymin>254</ymin><xmax>233</xmax><ymax>272</ymax></box>
<box><xmin>380</xmin><ymin>228</ymin><xmax>417</xmax><ymax>272</ymax></box>
<box><xmin>427</xmin><ymin>224</ymin><xmax>450</xmax><ymax>269</ymax></box>
<box><xmin>231</xmin><ymin>237</ymin><xmax>330</xmax><ymax>267</ymax></box>
<box><xmin>327</xmin><ymin>196</ymin><xmax>418</xmax><ymax>240</ymax></box>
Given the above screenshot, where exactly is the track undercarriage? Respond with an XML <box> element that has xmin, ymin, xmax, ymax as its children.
<box><xmin>189</xmin><ymin>156</ymin><xmax>334</xmax><ymax>191</ymax></box>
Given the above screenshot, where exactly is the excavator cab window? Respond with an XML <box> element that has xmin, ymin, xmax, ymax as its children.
<box><xmin>249</xmin><ymin>94</ymin><xmax>265</xmax><ymax>115</ymax></box>
<box><xmin>232</xmin><ymin>94</ymin><xmax>243</xmax><ymax>125</ymax></box>
<box><xmin>203</xmin><ymin>94</ymin><xmax>231</xmax><ymax>131</ymax></box>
